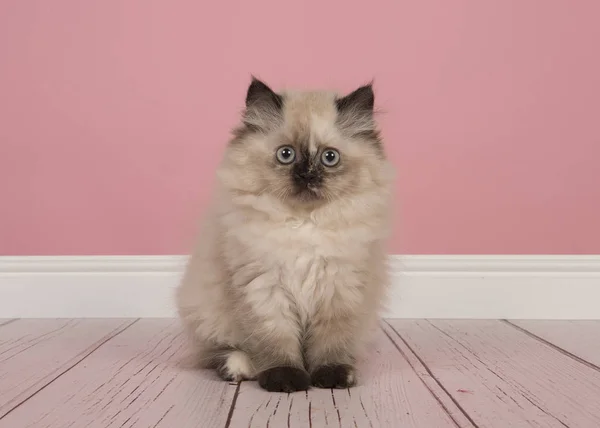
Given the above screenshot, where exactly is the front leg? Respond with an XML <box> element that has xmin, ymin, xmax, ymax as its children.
<box><xmin>304</xmin><ymin>315</ymin><xmax>361</xmax><ymax>389</ymax></box>
<box><xmin>241</xmin><ymin>288</ymin><xmax>310</xmax><ymax>392</ymax></box>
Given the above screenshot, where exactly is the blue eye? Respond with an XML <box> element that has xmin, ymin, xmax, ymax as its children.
<box><xmin>276</xmin><ymin>146</ymin><xmax>296</xmax><ymax>164</ymax></box>
<box><xmin>321</xmin><ymin>149</ymin><xmax>340</xmax><ymax>167</ymax></box>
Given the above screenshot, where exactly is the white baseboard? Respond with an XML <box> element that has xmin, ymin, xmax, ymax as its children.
<box><xmin>1</xmin><ymin>255</ymin><xmax>599</xmax><ymax>319</ymax></box>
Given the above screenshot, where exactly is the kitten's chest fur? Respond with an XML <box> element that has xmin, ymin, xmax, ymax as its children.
<box><xmin>224</xmin><ymin>212</ymin><xmax>372</xmax><ymax>322</ymax></box>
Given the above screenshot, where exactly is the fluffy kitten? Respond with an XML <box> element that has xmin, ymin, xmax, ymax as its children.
<box><xmin>176</xmin><ymin>78</ymin><xmax>393</xmax><ymax>392</ymax></box>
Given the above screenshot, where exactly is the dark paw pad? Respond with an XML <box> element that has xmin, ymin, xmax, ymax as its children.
<box><xmin>258</xmin><ymin>367</ymin><xmax>310</xmax><ymax>392</ymax></box>
<box><xmin>311</xmin><ymin>364</ymin><xmax>356</xmax><ymax>389</ymax></box>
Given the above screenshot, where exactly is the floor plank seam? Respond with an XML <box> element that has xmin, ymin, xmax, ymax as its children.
<box><xmin>224</xmin><ymin>381</ymin><xmax>241</xmax><ymax>428</ymax></box>
<box><xmin>425</xmin><ymin>320</ymin><xmax>501</xmax><ymax>376</ymax></box>
<box><xmin>501</xmin><ymin>319</ymin><xmax>600</xmax><ymax>373</ymax></box>
<box><xmin>382</xmin><ymin>320</ymin><xmax>480</xmax><ymax>428</ymax></box>
<box><xmin>0</xmin><ymin>319</ymin><xmax>79</xmax><ymax>365</ymax></box>
<box><xmin>0</xmin><ymin>319</ymin><xmax>19</xmax><ymax>328</ymax></box>
<box><xmin>0</xmin><ymin>318</ymin><xmax>140</xmax><ymax>421</ymax></box>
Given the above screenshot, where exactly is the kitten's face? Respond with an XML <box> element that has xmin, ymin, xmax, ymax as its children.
<box><xmin>219</xmin><ymin>79</ymin><xmax>387</xmax><ymax>210</ymax></box>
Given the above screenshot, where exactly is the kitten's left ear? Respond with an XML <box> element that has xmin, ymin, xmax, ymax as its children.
<box><xmin>335</xmin><ymin>83</ymin><xmax>375</xmax><ymax>115</ymax></box>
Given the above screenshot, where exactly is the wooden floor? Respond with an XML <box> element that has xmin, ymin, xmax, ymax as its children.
<box><xmin>1</xmin><ymin>320</ymin><xmax>599</xmax><ymax>427</ymax></box>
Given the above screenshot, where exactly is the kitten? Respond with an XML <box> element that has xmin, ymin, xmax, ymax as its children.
<box><xmin>176</xmin><ymin>78</ymin><xmax>393</xmax><ymax>392</ymax></box>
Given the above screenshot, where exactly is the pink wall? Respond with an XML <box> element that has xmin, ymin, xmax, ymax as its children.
<box><xmin>1</xmin><ymin>1</ymin><xmax>599</xmax><ymax>256</ymax></box>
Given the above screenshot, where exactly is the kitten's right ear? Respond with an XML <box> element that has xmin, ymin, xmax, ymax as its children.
<box><xmin>245</xmin><ymin>77</ymin><xmax>284</xmax><ymax>111</ymax></box>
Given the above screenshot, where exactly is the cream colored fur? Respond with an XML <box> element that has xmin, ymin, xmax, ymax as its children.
<box><xmin>176</xmin><ymin>82</ymin><xmax>393</xmax><ymax>390</ymax></box>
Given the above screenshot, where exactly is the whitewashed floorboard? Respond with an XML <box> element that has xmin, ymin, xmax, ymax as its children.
<box><xmin>388</xmin><ymin>319</ymin><xmax>600</xmax><ymax>428</ymax></box>
<box><xmin>0</xmin><ymin>318</ymin><xmax>133</xmax><ymax>418</ymax></box>
<box><xmin>4</xmin><ymin>319</ymin><xmax>600</xmax><ymax>427</ymax></box>
<box><xmin>380</xmin><ymin>322</ymin><xmax>476</xmax><ymax>428</ymax></box>
<box><xmin>229</xmin><ymin>327</ymin><xmax>463</xmax><ymax>428</ymax></box>
<box><xmin>0</xmin><ymin>320</ymin><xmax>17</xmax><ymax>328</ymax></box>
<box><xmin>0</xmin><ymin>319</ymin><xmax>237</xmax><ymax>428</ymax></box>
<box><xmin>509</xmin><ymin>320</ymin><xmax>600</xmax><ymax>369</ymax></box>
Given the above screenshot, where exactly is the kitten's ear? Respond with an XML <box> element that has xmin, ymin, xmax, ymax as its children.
<box><xmin>245</xmin><ymin>77</ymin><xmax>284</xmax><ymax>111</ymax></box>
<box><xmin>241</xmin><ymin>77</ymin><xmax>285</xmax><ymax>132</ymax></box>
<box><xmin>335</xmin><ymin>84</ymin><xmax>375</xmax><ymax>115</ymax></box>
<box><xmin>335</xmin><ymin>83</ymin><xmax>379</xmax><ymax>140</ymax></box>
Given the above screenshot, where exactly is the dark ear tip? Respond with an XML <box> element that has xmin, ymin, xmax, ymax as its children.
<box><xmin>359</xmin><ymin>82</ymin><xmax>375</xmax><ymax>95</ymax></box>
<box><xmin>350</xmin><ymin>83</ymin><xmax>374</xmax><ymax>101</ymax></box>
<box><xmin>245</xmin><ymin>76</ymin><xmax>283</xmax><ymax>110</ymax></box>
<box><xmin>248</xmin><ymin>76</ymin><xmax>267</xmax><ymax>90</ymax></box>
<box><xmin>335</xmin><ymin>82</ymin><xmax>375</xmax><ymax>113</ymax></box>
<box><xmin>246</xmin><ymin>77</ymin><xmax>269</xmax><ymax>102</ymax></box>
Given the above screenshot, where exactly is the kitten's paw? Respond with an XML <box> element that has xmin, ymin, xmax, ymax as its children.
<box><xmin>258</xmin><ymin>367</ymin><xmax>310</xmax><ymax>392</ymax></box>
<box><xmin>216</xmin><ymin>350</ymin><xmax>254</xmax><ymax>382</ymax></box>
<box><xmin>311</xmin><ymin>364</ymin><xmax>356</xmax><ymax>389</ymax></box>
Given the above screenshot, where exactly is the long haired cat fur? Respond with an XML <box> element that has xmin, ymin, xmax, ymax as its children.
<box><xmin>176</xmin><ymin>78</ymin><xmax>393</xmax><ymax>392</ymax></box>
